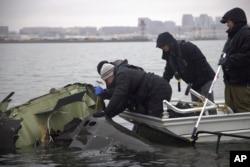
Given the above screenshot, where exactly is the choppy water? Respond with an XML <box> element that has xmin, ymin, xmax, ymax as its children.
<box><xmin>1</xmin><ymin>41</ymin><xmax>249</xmax><ymax>166</ymax></box>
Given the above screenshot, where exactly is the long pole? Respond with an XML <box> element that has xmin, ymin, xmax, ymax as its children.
<box><xmin>190</xmin><ymin>53</ymin><xmax>226</xmax><ymax>142</ymax></box>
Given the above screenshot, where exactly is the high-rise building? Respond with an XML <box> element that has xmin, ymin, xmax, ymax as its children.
<box><xmin>182</xmin><ymin>14</ymin><xmax>194</xmax><ymax>27</ymax></box>
<box><xmin>197</xmin><ymin>14</ymin><xmax>211</xmax><ymax>28</ymax></box>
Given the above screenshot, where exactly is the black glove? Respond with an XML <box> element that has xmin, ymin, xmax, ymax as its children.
<box><xmin>93</xmin><ymin>111</ymin><xmax>106</xmax><ymax>118</ymax></box>
<box><xmin>218</xmin><ymin>57</ymin><xmax>226</xmax><ymax>65</ymax></box>
<box><xmin>174</xmin><ymin>72</ymin><xmax>181</xmax><ymax>80</ymax></box>
<box><xmin>185</xmin><ymin>83</ymin><xmax>193</xmax><ymax>95</ymax></box>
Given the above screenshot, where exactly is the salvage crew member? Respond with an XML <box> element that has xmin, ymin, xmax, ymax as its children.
<box><xmin>93</xmin><ymin>62</ymin><xmax>172</xmax><ymax>118</ymax></box>
<box><xmin>218</xmin><ymin>7</ymin><xmax>250</xmax><ymax>113</ymax></box>
<box><xmin>156</xmin><ymin>32</ymin><xmax>215</xmax><ymax>103</ymax></box>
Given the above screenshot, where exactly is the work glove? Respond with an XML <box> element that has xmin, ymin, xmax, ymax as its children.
<box><xmin>174</xmin><ymin>72</ymin><xmax>181</xmax><ymax>80</ymax></box>
<box><xmin>218</xmin><ymin>57</ymin><xmax>226</xmax><ymax>65</ymax></box>
<box><xmin>185</xmin><ymin>83</ymin><xmax>193</xmax><ymax>95</ymax></box>
<box><xmin>94</xmin><ymin>86</ymin><xmax>104</xmax><ymax>96</ymax></box>
<box><xmin>93</xmin><ymin>111</ymin><xmax>106</xmax><ymax>118</ymax></box>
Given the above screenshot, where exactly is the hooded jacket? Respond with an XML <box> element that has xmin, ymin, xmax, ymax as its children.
<box><xmin>156</xmin><ymin>32</ymin><xmax>215</xmax><ymax>91</ymax></box>
<box><xmin>221</xmin><ymin>8</ymin><xmax>250</xmax><ymax>85</ymax></box>
<box><xmin>220</xmin><ymin>7</ymin><xmax>247</xmax><ymax>24</ymax></box>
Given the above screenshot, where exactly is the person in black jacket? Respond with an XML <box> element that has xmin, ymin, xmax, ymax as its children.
<box><xmin>156</xmin><ymin>32</ymin><xmax>215</xmax><ymax>102</ymax></box>
<box><xmin>218</xmin><ymin>7</ymin><xmax>250</xmax><ymax>113</ymax></box>
<box><xmin>93</xmin><ymin>63</ymin><xmax>172</xmax><ymax>118</ymax></box>
<box><xmin>95</xmin><ymin>59</ymin><xmax>144</xmax><ymax>100</ymax></box>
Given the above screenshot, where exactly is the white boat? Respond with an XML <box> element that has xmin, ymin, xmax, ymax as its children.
<box><xmin>119</xmin><ymin>89</ymin><xmax>250</xmax><ymax>145</ymax></box>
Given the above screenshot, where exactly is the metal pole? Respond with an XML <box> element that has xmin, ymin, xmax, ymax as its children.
<box><xmin>190</xmin><ymin>53</ymin><xmax>226</xmax><ymax>142</ymax></box>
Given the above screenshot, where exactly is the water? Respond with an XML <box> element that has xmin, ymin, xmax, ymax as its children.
<box><xmin>0</xmin><ymin>41</ymin><xmax>249</xmax><ymax>166</ymax></box>
<box><xmin>0</xmin><ymin>41</ymin><xmax>224</xmax><ymax>107</ymax></box>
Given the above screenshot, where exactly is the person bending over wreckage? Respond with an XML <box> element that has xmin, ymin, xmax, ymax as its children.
<box><xmin>95</xmin><ymin>59</ymin><xmax>143</xmax><ymax>100</ymax></box>
<box><xmin>93</xmin><ymin>60</ymin><xmax>172</xmax><ymax>118</ymax></box>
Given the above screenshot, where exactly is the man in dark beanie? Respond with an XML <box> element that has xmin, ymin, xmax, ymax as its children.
<box><xmin>156</xmin><ymin>32</ymin><xmax>215</xmax><ymax>104</ymax></box>
<box><xmin>93</xmin><ymin>62</ymin><xmax>172</xmax><ymax>118</ymax></box>
<box><xmin>218</xmin><ymin>7</ymin><xmax>250</xmax><ymax>113</ymax></box>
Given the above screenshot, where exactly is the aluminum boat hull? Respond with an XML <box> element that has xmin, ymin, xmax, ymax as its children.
<box><xmin>119</xmin><ymin>108</ymin><xmax>250</xmax><ymax>143</ymax></box>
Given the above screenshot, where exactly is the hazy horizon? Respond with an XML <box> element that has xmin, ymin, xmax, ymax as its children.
<box><xmin>1</xmin><ymin>0</ymin><xmax>249</xmax><ymax>31</ymax></box>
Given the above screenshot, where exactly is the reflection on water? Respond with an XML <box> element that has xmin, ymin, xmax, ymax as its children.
<box><xmin>1</xmin><ymin>140</ymin><xmax>250</xmax><ymax>166</ymax></box>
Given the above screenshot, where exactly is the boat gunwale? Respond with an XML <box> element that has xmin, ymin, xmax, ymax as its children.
<box><xmin>119</xmin><ymin>110</ymin><xmax>250</xmax><ymax>142</ymax></box>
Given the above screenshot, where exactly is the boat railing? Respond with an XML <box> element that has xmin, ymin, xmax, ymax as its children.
<box><xmin>163</xmin><ymin>89</ymin><xmax>218</xmax><ymax>115</ymax></box>
<box><xmin>163</xmin><ymin>100</ymin><xmax>217</xmax><ymax>115</ymax></box>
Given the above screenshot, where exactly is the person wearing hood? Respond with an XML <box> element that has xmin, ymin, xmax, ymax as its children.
<box><xmin>156</xmin><ymin>32</ymin><xmax>215</xmax><ymax>104</ymax></box>
<box><xmin>93</xmin><ymin>62</ymin><xmax>172</xmax><ymax>118</ymax></box>
<box><xmin>218</xmin><ymin>7</ymin><xmax>250</xmax><ymax>113</ymax></box>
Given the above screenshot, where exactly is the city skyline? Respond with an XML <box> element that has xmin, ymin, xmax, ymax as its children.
<box><xmin>0</xmin><ymin>0</ymin><xmax>249</xmax><ymax>31</ymax></box>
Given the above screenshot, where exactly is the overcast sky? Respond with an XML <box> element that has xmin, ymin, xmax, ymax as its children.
<box><xmin>0</xmin><ymin>0</ymin><xmax>249</xmax><ymax>31</ymax></box>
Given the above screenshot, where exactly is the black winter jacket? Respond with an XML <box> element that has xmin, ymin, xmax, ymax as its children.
<box><xmin>222</xmin><ymin>25</ymin><xmax>250</xmax><ymax>85</ymax></box>
<box><xmin>100</xmin><ymin>60</ymin><xmax>144</xmax><ymax>99</ymax></box>
<box><xmin>220</xmin><ymin>7</ymin><xmax>250</xmax><ymax>85</ymax></box>
<box><xmin>162</xmin><ymin>40</ymin><xmax>215</xmax><ymax>91</ymax></box>
<box><xmin>104</xmin><ymin>66</ymin><xmax>172</xmax><ymax>117</ymax></box>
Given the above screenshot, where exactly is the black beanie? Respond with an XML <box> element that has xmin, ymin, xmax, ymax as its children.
<box><xmin>220</xmin><ymin>7</ymin><xmax>247</xmax><ymax>24</ymax></box>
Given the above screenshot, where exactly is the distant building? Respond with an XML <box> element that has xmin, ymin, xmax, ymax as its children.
<box><xmin>2</xmin><ymin>13</ymin><xmax>228</xmax><ymax>41</ymax></box>
<box><xmin>20</xmin><ymin>27</ymin><xmax>64</xmax><ymax>38</ymax></box>
<box><xmin>181</xmin><ymin>14</ymin><xmax>195</xmax><ymax>38</ymax></box>
<box><xmin>196</xmin><ymin>14</ymin><xmax>212</xmax><ymax>28</ymax></box>
<box><xmin>0</xmin><ymin>26</ymin><xmax>9</xmax><ymax>36</ymax></box>
<box><xmin>182</xmin><ymin>14</ymin><xmax>194</xmax><ymax>27</ymax></box>
<box><xmin>138</xmin><ymin>18</ymin><xmax>146</xmax><ymax>36</ymax></box>
<box><xmin>99</xmin><ymin>26</ymin><xmax>138</xmax><ymax>35</ymax></box>
<box><xmin>64</xmin><ymin>27</ymin><xmax>98</xmax><ymax>36</ymax></box>
<box><xmin>138</xmin><ymin>17</ymin><xmax>176</xmax><ymax>35</ymax></box>
<box><xmin>163</xmin><ymin>21</ymin><xmax>176</xmax><ymax>35</ymax></box>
